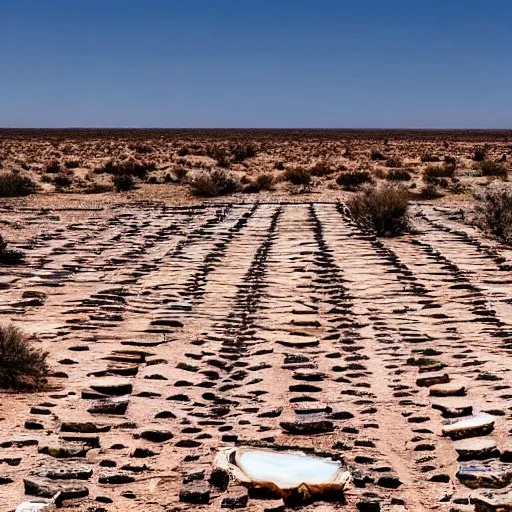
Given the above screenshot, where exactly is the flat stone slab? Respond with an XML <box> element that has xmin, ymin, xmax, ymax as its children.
<box><xmin>88</xmin><ymin>377</ymin><xmax>133</xmax><ymax>396</ymax></box>
<box><xmin>429</xmin><ymin>382</ymin><xmax>466</xmax><ymax>397</ymax></box>
<box><xmin>24</xmin><ymin>475</ymin><xmax>89</xmax><ymax>499</ymax></box>
<box><xmin>457</xmin><ymin>461</ymin><xmax>512</xmax><ymax>489</ymax></box>
<box><xmin>443</xmin><ymin>413</ymin><xmax>495</xmax><ymax>440</ymax></box>
<box><xmin>416</xmin><ymin>372</ymin><xmax>450</xmax><ymax>387</ymax></box>
<box><xmin>431</xmin><ymin>398</ymin><xmax>473</xmax><ymax>418</ymax></box>
<box><xmin>472</xmin><ymin>489</ymin><xmax>512</xmax><ymax>511</ymax></box>
<box><xmin>454</xmin><ymin>438</ymin><xmax>499</xmax><ymax>461</ymax></box>
<box><xmin>280</xmin><ymin>415</ymin><xmax>334</xmax><ymax>435</ymax></box>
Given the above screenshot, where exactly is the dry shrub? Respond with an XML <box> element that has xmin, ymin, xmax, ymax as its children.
<box><xmin>95</xmin><ymin>160</ymin><xmax>155</xmax><ymax>179</ymax></box>
<box><xmin>0</xmin><ymin>173</ymin><xmax>38</xmax><ymax>197</ymax></box>
<box><xmin>423</xmin><ymin>164</ymin><xmax>455</xmax><ymax>182</ymax></box>
<box><xmin>386</xmin><ymin>169</ymin><xmax>412</xmax><ymax>181</ymax></box>
<box><xmin>337</xmin><ymin>170</ymin><xmax>372</xmax><ymax>190</ymax></box>
<box><xmin>0</xmin><ymin>324</ymin><xmax>48</xmax><ymax>390</ymax></box>
<box><xmin>386</xmin><ymin>157</ymin><xmax>403</xmax><ymax>168</ymax></box>
<box><xmin>282</xmin><ymin>167</ymin><xmax>311</xmax><ymax>186</ymax></box>
<box><xmin>474</xmin><ymin>182</ymin><xmax>512</xmax><ymax>244</ymax></box>
<box><xmin>0</xmin><ymin>234</ymin><xmax>25</xmax><ymax>265</ymax></box>
<box><xmin>420</xmin><ymin>153</ymin><xmax>441</xmax><ymax>163</ymax></box>
<box><xmin>480</xmin><ymin>160</ymin><xmax>508</xmax><ymax>177</ymax></box>
<box><xmin>419</xmin><ymin>183</ymin><xmax>444</xmax><ymax>199</ymax></box>
<box><xmin>310</xmin><ymin>161</ymin><xmax>336</xmax><ymax>177</ymax></box>
<box><xmin>112</xmin><ymin>174</ymin><xmax>135</xmax><ymax>192</ymax></box>
<box><xmin>346</xmin><ymin>184</ymin><xmax>410</xmax><ymax>236</ymax></box>
<box><xmin>205</xmin><ymin>146</ymin><xmax>230</xmax><ymax>168</ymax></box>
<box><xmin>473</xmin><ymin>148</ymin><xmax>487</xmax><ymax>162</ymax></box>
<box><xmin>232</xmin><ymin>144</ymin><xmax>257</xmax><ymax>162</ymax></box>
<box><xmin>243</xmin><ymin>173</ymin><xmax>274</xmax><ymax>193</ymax></box>
<box><xmin>371</xmin><ymin>150</ymin><xmax>386</xmax><ymax>161</ymax></box>
<box><xmin>190</xmin><ymin>168</ymin><xmax>240</xmax><ymax>197</ymax></box>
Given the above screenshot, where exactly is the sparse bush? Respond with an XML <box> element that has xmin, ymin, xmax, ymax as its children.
<box><xmin>177</xmin><ymin>147</ymin><xmax>189</xmax><ymax>157</ymax></box>
<box><xmin>275</xmin><ymin>162</ymin><xmax>285</xmax><ymax>171</ymax></box>
<box><xmin>423</xmin><ymin>164</ymin><xmax>455</xmax><ymax>182</ymax></box>
<box><xmin>130</xmin><ymin>143</ymin><xmax>153</xmax><ymax>154</ymax></box>
<box><xmin>174</xmin><ymin>167</ymin><xmax>188</xmax><ymax>181</ymax></box>
<box><xmin>53</xmin><ymin>173</ymin><xmax>73</xmax><ymax>188</ymax></box>
<box><xmin>386</xmin><ymin>157</ymin><xmax>402</xmax><ymax>168</ymax></box>
<box><xmin>0</xmin><ymin>173</ymin><xmax>37</xmax><ymax>197</ymax></box>
<box><xmin>444</xmin><ymin>155</ymin><xmax>457</xmax><ymax>166</ymax></box>
<box><xmin>346</xmin><ymin>184</ymin><xmax>410</xmax><ymax>236</ymax></box>
<box><xmin>386</xmin><ymin>169</ymin><xmax>412</xmax><ymax>181</ymax></box>
<box><xmin>45</xmin><ymin>161</ymin><xmax>61</xmax><ymax>173</ymax></box>
<box><xmin>232</xmin><ymin>144</ymin><xmax>257</xmax><ymax>162</ymax></box>
<box><xmin>243</xmin><ymin>173</ymin><xmax>274</xmax><ymax>193</ymax></box>
<box><xmin>337</xmin><ymin>170</ymin><xmax>372</xmax><ymax>190</ymax></box>
<box><xmin>474</xmin><ymin>182</ymin><xmax>512</xmax><ymax>244</ymax></box>
<box><xmin>95</xmin><ymin>160</ymin><xmax>155</xmax><ymax>179</ymax></box>
<box><xmin>190</xmin><ymin>169</ymin><xmax>240</xmax><ymax>197</ymax></box>
<box><xmin>64</xmin><ymin>161</ymin><xmax>80</xmax><ymax>169</ymax></box>
<box><xmin>419</xmin><ymin>183</ymin><xmax>444</xmax><ymax>199</ymax></box>
<box><xmin>83</xmin><ymin>182</ymin><xmax>113</xmax><ymax>194</ymax></box>
<box><xmin>310</xmin><ymin>161</ymin><xmax>335</xmax><ymax>177</ymax></box>
<box><xmin>480</xmin><ymin>160</ymin><xmax>508</xmax><ymax>177</ymax></box>
<box><xmin>371</xmin><ymin>150</ymin><xmax>386</xmax><ymax>161</ymax></box>
<box><xmin>0</xmin><ymin>235</ymin><xmax>25</xmax><ymax>265</ymax></box>
<box><xmin>205</xmin><ymin>146</ymin><xmax>230</xmax><ymax>168</ymax></box>
<box><xmin>0</xmin><ymin>324</ymin><xmax>48</xmax><ymax>390</ymax></box>
<box><xmin>420</xmin><ymin>153</ymin><xmax>441</xmax><ymax>163</ymax></box>
<box><xmin>473</xmin><ymin>148</ymin><xmax>487</xmax><ymax>162</ymax></box>
<box><xmin>112</xmin><ymin>174</ymin><xmax>135</xmax><ymax>192</ymax></box>
<box><xmin>282</xmin><ymin>167</ymin><xmax>311</xmax><ymax>186</ymax></box>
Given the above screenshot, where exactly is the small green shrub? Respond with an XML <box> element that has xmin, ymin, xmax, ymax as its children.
<box><xmin>346</xmin><ymin>184</ymin><xmax>410</xmax><ymax>236</ymax></box>
<box><xmin>0</xmin><ymin>324</ymin><xmax>48</xmax><ymax>390</ymax></box>
<box><xmin>0</xmin><ymin>173</ymin><xmax>38</xmax><ymax>197</ymax></box>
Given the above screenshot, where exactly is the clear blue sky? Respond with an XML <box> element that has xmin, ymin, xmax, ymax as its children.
<box><xmin>2</xmin><ymin>0</ymin><xmax>511</xmax><ymax>128</ymax></box>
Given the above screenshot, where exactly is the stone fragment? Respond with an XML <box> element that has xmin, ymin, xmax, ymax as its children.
<box><xmin>457</xmin><ymin>461</ymin><xmax>512</xmax><ymax>489</ymax></box>
<box><xmin>179</xmin><ymin>481</ymin><xmax>211</xmax><ymax>504</ymax></box>
<box><xmin>221</xmin><ymin>486</ymin><xmax>249</xmax><ymax>508</ymax></box>
<box><xmin>454</xmin><ymin>438</ymin><xmax>499</xmax><ymax>461</ymax></box>
<box><xmin>60</xmin><ymin>422</ymin><xmax>110</xmax><ymax>433</ymax></box>
<box><xmin>139</xmin><ymin>430</ymin><xmax>173</xmax><ymax>443</ymax></box>
<box><xmin>24</xmin><ymin>475</ymin><xmax>88</xmax><ymax>500</ymax></box>
<box><xmin>431</xmin><ymin>398</ymin><xmax>473</xmax><ymax>418</ymax></box>
<box><xmin>416</xmin><ymin>373</ymin><xmax>450</xmax><ymax>387</ymax></box>
<box><xmin>472</xmin><ymin>489</ymin><xmax>512</xmax><ymax>511</ymax></box>
<box><xmin>429</xmin><ymin>383</ymin><xmax>466</xmax><ymax>397</ymax></box>
<box><xmin>87</xmin><ymin>396</ymin><xmax>129</xmax><ymax>415</ymax></box>
<box><xmin>442</xmin><ymin>413</ymin><xmax>495</xmax><ymax>440</ymax></box>
<box><xmin>280</xmin><ymin>415</ymin><xmax>334</xmax><ymax>435</ymax></box>
<box><xmin>98</xmin><ymin>472</ymin><xmax>135</xmax><ymax>484</ymax></box>
<box><xmin>89</xmin><ymin>378</ymin><xmax>133</xmax><ymax>396</ymax></box>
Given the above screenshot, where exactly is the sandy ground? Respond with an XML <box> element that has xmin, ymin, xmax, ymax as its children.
<box><xmin>1</xmin><ymin>131</ymin><xmax>512</xmax><ymax>512</ymax></box>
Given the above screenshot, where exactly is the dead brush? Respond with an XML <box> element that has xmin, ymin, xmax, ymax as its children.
<box><xmin>0</xmin><ymin>172</ymin><xmax>38</xmax><ymax>197</ymax></box>
<box><xmin>281</xmin><ymin>167</ymin><xmax>311</xmax><ymax>186</ymax></box>
<box><xmin>189</xmin><ymin>168</ymin><xmax>241</xmax><ymax>197</ymax></box>
<box><xmin>243</xmin><ymin>172</ymin><xmax>274</xmax><ymax>193</ymax></box>
<box><xmin>346</xmin><ymin>183</ymin><xmax>410</xmax><ymax>236</ymax></box>
<box><xmin>337</xmin><ymin>169</ymin><xmax>372</xmax><ymax>190</ymax></box>
<box><xmin>473</xmin><ymin>182</ymin><xmax>512</xmax><ymax>244</ymax></box>
<box><xmin>0</xmin><ymin>234</ymin><xmax>25</xmax><ymax>265</ymax></box>
<box><xmin>0</xmin><ymin>324</ymin><xmax>49</xmax><ymax>391</ymax></box>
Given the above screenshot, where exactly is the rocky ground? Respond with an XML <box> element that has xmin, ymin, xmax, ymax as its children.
<box><xmin>2</xmin><ymin>130</ymin><xmax>512</xmax><ymax>511</ymax></box>
<box><xmin>2</xmin><ymin>198</ymin><xmax>512</xmax><ymax>511</ymax></box>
